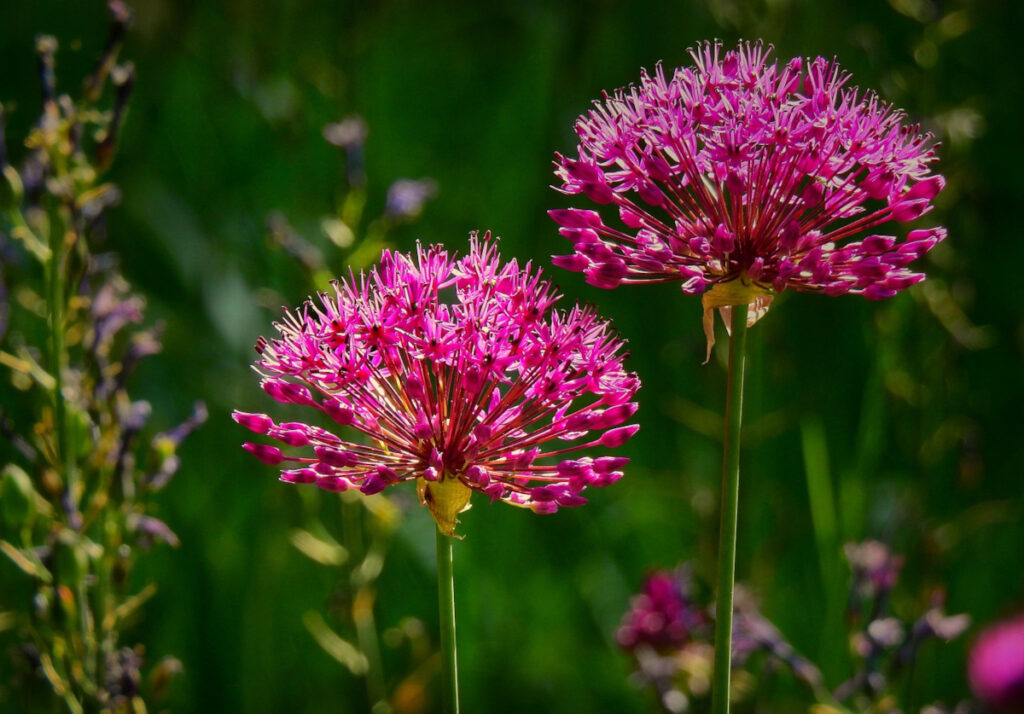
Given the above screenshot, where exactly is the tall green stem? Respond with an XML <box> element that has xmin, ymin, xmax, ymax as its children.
<box><xmin>46</xmin><ymin>210</ymin><xmax>82</xmax><ymax>540</ymax></box>
<box><xmin>47</xmin><ymin>220</ymin><xmax>70</xmax><ymax>485</ymax></box>
<box><xmin>711</xmin><ymin>302</ymin><xmax>749</xmax><ymax>714</ymax></box>
<box><xmin>435</xmin><ymin>529</ymin><xmax>459</xmax><ymax>714</ymax></box>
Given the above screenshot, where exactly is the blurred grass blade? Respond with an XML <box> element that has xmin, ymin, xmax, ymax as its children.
<box><xmin>302</xmin><ymin>610</ymin><xmax>369</xmax><ymax>675</ymax></box>
<box><xmin>289</xmin><ymin>528</ymin><xmax>348</xmax><ymax>566</ymax></box>
<box><xmin>0</xmin><ymin>610</ymin><xmax>17</xmax><ymax>632</ymax></box>
<box><xmin>800</xmin><ymin>416</ymin><xmax>846</xmax><ymax>682</ymax></box>
<box><xmin>0</xmin><ymin>540</ymin><xmax>52</xmax><ymax>581</ymax></box>
<box><xmin>104</xmin><ymin>583</ymin><xmax>157</xmax><ymax>630</ymax></box>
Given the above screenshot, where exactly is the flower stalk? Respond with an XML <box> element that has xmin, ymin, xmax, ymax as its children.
<box><xmin>0</xmin><ymin>11</ymin><xmax>203</xmax><ymax>708</ymax></box>
<box><xmin>45</xmin><ymin>200</ymin><xmax>75</xmax><ymax>522</ymax></box>
<box><xmin>711</xmin><ymin>302</ymin><xmax>749</xmax><ymax>714</ymax></box>
<box><xmin>436</xmin><ymin>528</ymin><xmax>459</xmax><ymax>714</ymax></box>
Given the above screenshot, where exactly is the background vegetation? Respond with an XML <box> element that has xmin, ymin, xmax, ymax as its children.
<box><xmin>2</xmin><ymin>0</ymin><xmax>1021</xmax><ymax>711</ymax></box>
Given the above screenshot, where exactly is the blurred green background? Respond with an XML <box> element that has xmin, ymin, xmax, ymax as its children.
<box><xmin>2</xmin><ymin>0</ymin><xmax>1021</xmax><ymax>711</ymax></box>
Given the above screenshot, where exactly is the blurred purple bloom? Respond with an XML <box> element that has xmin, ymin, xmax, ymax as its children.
<box><xmin>159</xmin><ymin>401</ymin><xmax>208</xmax><ymax>448</ymax></box>
<box><xmin>323</xmin><ymin>115</ymin><xmax>368</xmax><ymax>150</ymax></box>
<box><xmin>127</xmin><ymin>514</ymin><xmax>180</xmax><ymax>548</ymax></box>
<box><xmin>385</xmin><ymin>178</ymin><xmax>437</xmax><ymax>221</ymax></box>
<box><xmin>323</xmin><ymin>115</ymin><xmax>369</xmax><ymax>188</ymax></box>
<box><xmin>90</xmin><ymin>276</ymin><xmax>145</xmax><ymax>355</ymax></box>
<box><xmin>846</xmin><ymin>540</ymin><xmax>903</xmax><ymax>616</ymax></box>
<box><xmin>969</xmin><ymin>613</ymin><xmax>1024</xmax><ymax>713</ymax></box>
<box><xmin>103</xmin><ymin>646</ymin><xmax>143</xmax><ymax>704</ymax></box>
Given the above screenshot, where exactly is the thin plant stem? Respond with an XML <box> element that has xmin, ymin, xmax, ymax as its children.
<box><xmin>340</xmin><ymin>498</ymin><xmax>389</xmax><ymax>712</ymax></box>
<box><xmin>435</xmin><ymin>529</ymin><xmax>459</xmax><ymax>714</ymax></box>
<box><xmin>46</xmin><ymin>216</ymin><xmax>72</xmax><ymax>498</ymax></box>
<box><xmin>353</xmin><ymin>591</ymin><xmax>389</xmax><ymax>713</ymax></box>
<box><xmin>711</xmin><ymin>302</ymin><xmax>749</xmax><ymax>714</ymax></box>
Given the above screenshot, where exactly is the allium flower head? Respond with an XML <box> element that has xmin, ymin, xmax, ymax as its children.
<box><xmin>969</xmin><ymin>613</ymin><xmax>1024</xmax><ymax>713</ymax></box>
<box><xmin>552</xmin><ymin>40</ymin><xmax>946</xmax><ymax>347</ymax></box>
<box><xmin>234</xmin><ymin>233</ymin><xmax>640</xmax><ymax>535</ymax></box>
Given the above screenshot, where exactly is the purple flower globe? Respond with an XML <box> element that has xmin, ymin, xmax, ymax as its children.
<box><xmin>551</xmin><ymin>40</ymin><xmax>946</xmax><ymax>335</ymax></box>
<box><xmin>234</xmin><ymin>234</ymin><xmax>640</xmax><ymax>535</ymax></box>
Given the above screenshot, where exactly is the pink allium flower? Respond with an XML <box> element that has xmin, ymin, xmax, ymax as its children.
<box><xmin>969</xmin><ymin>613</ymin><xmax>1024</xmax><ymax>713</ymax></box>
<box><xmin>234</xmin><ymin>233</ymin><xmax>640</xmax><ymax>535</ymax></box>
<box><xmin>551</xmin><ymin>40</ymin><xmax>946</xmax><ymax>328</ymax></box>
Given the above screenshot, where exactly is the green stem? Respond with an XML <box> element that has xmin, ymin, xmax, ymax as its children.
<box><xmin>46</xmin><ymin>213</ymin><xmax>74</xmax><ymax>511</ymax></box>
<box><xmin>435</xmin><ymin>528</ymin><xmax>459</xmax><ymax>714</ymax></box>
<box><xmin>354</xmin><ymin>594</ymin><xmax>389</xmax><ymax>713</ymax></box>
<box><xmin>340</xmin><ymin>499</ymin><xmax>389</xmax><ymax>711</ymax></box>
<box><xmin>711</xmin><ymin>302</ymin><xmax>749</xmax><ymax>714</ymax></box>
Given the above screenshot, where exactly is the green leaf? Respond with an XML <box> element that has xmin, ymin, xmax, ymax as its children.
<box><xmin>288</xmin><ymin>528</ymin><xmax>347</xmax><ymax>566</ymax></box>
<box><xmin>302</xmin><ymin>610</ymin><xmax>368</xmax><ymax>675</ymax></box>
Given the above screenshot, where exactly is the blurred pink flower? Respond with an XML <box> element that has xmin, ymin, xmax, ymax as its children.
<box><xmin>617</xmin><ymin>570</ymin><xmax>705</xmax><ymax>651</ymax></box>
<box><xmin>969</xmin><ymin>612</ymin><xmax>1024</xmax><ymax>713</ymax></box>
<box><xmin>234</xmin><ymin>233</ymin><xmax>640</xmax><ymax>535</ymax></box>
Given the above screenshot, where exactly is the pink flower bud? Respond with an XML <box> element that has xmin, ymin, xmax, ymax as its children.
<box><xmin>599</xmin><ymin>424</ymin><xmax>639</xmax><ymax>447</ymax></box>
<box><xmin>232</xmin><ymin>411</ymin><xmax>274</xmax><ymax>434</ymax></box>
<box><xmin>280</xmin><ymin>469</ymin><xmax>318</xmax><ymax>484</ymax></box>
<box><xmin>243</xmin><ymin>442</ymin><xmax>286</xmax><ymax>465</ymax></box>
<box><xmin>547</xmin><ymin>208</ymin><xmax>604</xmax><ymax>230</ymax></box>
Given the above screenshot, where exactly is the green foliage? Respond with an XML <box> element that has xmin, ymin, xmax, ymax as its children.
<box><xmin>1</xmin><ymin>0</ymin><xmax>1020</xmax><ymax>712</ymax></box>
<box><xmin>0</xmin><ymin>8</ymin><xmax>204</xmax><ymax>711</ymax></box>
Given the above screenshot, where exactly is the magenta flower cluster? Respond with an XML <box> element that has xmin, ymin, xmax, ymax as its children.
<box><xmin>969</xmin><ymin>613</ymin><xmax>1024</xmax><ymax>713</ymax></box>
<box><xmin>234</xmin><ymin>234</ymin><xmax>639</xmax><ymax>530</ymax></box>
<box><xmin>616</xmin><ymin>571</ymin><xmax>706</xmax><ymax>651</ymax></box>
<box><xmin>551</xmin><ymin>40</ymin><xmax>945</xmax><ymax>300</ymax></box>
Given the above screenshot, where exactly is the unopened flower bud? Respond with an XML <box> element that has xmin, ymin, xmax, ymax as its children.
<box><xmin>599</xmin><ymin>424</ymin><xmax>639</xmax><ymax>447</ymax></box>
<box><xmin>243</xmin><ymin>442</ymin><xmax>286</xmax><ymax>465</ymax></box>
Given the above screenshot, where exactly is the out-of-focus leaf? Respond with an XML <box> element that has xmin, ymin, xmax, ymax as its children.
<box><xmin>0</xmin><ymin>610</ymin><xmax>17</xmax><ymax>632</ymax></box>
<box><xmin>352</xmin><ymin>546</ymin><xmax>385</xmax><ymax>587</ymax></box>
<box><xmin>320</xmin><ymin>216</ymin><xmax>353</xmax><ymax>248</ymax></box>
<box><xmin>4</xmin><ymin>215</ymin><xmax>51</xmax><ymax>261</ymax></box>
<box><xmin>2</xmin><ymin>462</ymin><xmax>36</xmax><ymax>527</ymax></box>
<box><xmin>0</xmin><ymin>540</ymin><xmax>51</xmax><ymax>581</ymax></box>
<box><xmin>302</xmin><ymin>610</ymin><xmax>368</xmax><ymax>675</ymax></box>
<box><xmin>0</xmin><ymin>348</ymin><xmax>55</xmax><ymax>390</ymax></box>
<box><xmin>289</xmin><ymin>528</ymin><xmax>347</xmax><ymax>566</ymax></box>
<box><xmin>103</xmin><ymin>583</ymin><xmax>157</xmax><ymax>630</ymax></box>
<box><xmin>361</xmin><ymin>493</ymin><xmax>401</xmax><ymax>531</ymax></box>
<box><xmin>39</xmin><ymin>651</ymin><xmax>73</xmax><ymax>701</ymax></box>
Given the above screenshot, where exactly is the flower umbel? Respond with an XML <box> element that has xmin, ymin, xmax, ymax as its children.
<box><xmin>235</xmin><ymin>233</ymin><xmax>640</xmax><ymax>535</ymax></box>
<box><xmin>552</xmin><ymin>40</ymin><xmax>946</xmax><ymax>343</ymax></box>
